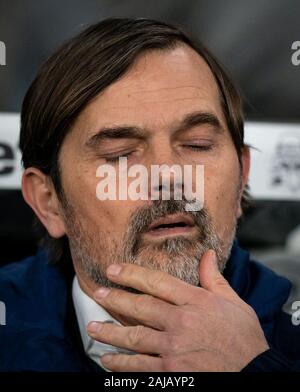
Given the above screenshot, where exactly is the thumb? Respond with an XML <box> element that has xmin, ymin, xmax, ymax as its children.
<box><xmin>199</xmin><ymin>250</ymin><xmax>241</xmax><ymax>304</ymax></box>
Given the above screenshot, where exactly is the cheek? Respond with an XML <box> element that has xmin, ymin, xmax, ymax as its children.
<box><xmin>61</xmin><ymin>157</ymin><xmax>150</xmax><ymax>240</ymax></box>
<box><xmin>65</xmin><ymin>176</ymin><xmax>139</xmax><ymax>241</ymax></box>
<box><xmin>203</xmin><ymin>160</ymin><xmax>241</xmax><ymax>236</ymax></box>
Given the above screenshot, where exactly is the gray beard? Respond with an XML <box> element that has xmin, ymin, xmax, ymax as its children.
<box><xmin>65</xmin><ymin>199</ymin><xmax>236</xmax><ymax>293</ymax></box>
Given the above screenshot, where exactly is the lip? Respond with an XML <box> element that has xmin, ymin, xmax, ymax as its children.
<box><xmin>145</xmin><ymin>213</ymin><xmax>197</xmax><ymax>238</ymax></box>
<box><xmin>148</xmin><ymin>213</ymin><xmax>195</xmax><ymax>231</ymax></box>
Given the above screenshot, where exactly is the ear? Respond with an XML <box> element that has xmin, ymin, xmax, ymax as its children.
<box><xmin>237</xmin><ymin>145</ymin><xmax>250</xmax><ymax>218</ymax></box>
<box><xmin>22</xmin><ymin>168</ymin><xmax>66</xmax><ymax>238</ymax></box>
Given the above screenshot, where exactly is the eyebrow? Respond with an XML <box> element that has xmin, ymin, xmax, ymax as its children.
<box><xmin>85</xmin><ymin>111</ymin><xmax>223</xmax><ymax>150</ymax></box>
<box><xmin>85</xmin><ymin>126</ymin><xmax>148</xmax><ymax>149</ymax></box>
<box><xmin>174</xmin><ymin>111</ymin><xmax>223</xmax><ymax>136</ymax></box>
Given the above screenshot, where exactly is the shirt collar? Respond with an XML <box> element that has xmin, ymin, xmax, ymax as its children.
<box><xmin>72</xmin><ymin>276</ymin><xmax>134</xmax><ymax>371</ymax></box>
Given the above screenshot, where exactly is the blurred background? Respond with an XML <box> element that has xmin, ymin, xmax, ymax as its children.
<box><xmin>0</xmin><ymin>0</ymin><xmax>299</xmax><ymax>310</ymax></box>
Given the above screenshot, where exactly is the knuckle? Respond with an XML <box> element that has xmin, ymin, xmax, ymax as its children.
<box><xmin>107</xmin><ymin>290</ymin><xmax>120</xmax><ymax>306</ymax></box>
<box><xmin>127</xmin><ymin>325</ymin><xmax>145</xmax><ymax>348</ymax></box>
<box><xmin>132</xmin><ymin>294</ymin><xmax>150</xmax><ymax>317</ymax></box>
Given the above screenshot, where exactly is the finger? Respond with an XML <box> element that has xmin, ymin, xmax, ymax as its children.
<box><xmin>87</xmin><ymin>321</ymin><xmax>170</xmax><ymax>354</ymax></box>
<box><xmin>93</xmin><ymin>287</ymin><xmax>177</xmax><ymax>330</ymax></box>
<box><xmin>199</xmin><ymin>250</ymin><xmax>243</xmax><ymax>305</ymax></box>
<box><xmin>105</xmin><ymin>263</ymin><xmax>206</xmax><ymax>306</ymax></box>
<box><xmin>100</xmin><ymin>352</ymin><xmax>163</xmax><ymax>372</ymax></box>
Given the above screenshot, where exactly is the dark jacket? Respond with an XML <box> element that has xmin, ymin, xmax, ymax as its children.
<box><xmin>0</xmin><ymin>242</ymin><xmax>299</xmax><ymax>372</ymax></box>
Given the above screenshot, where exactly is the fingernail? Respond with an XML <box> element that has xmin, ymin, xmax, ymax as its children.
<box><xmin>107</xmin><ymin>264</ymin><xmax>122</xmax><ymax>276</ymax></box>
<box><xmin>94</xmin><ymin>287</ymin><xmax>110</xmax><ymax>300</ymax></box>
<box><xmin>88</xmin><ymin>321</ymin><xmax>101</xmax><ymax>334</ymax></box>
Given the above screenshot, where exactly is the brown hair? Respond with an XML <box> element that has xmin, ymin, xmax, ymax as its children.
<box><xmin>20</xmin><ymin>17</ymin><xmax>246</xmax><ymax>264</ymax></box>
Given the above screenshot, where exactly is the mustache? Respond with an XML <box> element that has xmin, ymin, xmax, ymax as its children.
<box><xmin>128</xmin><ymin>197</ymin><xmax>209</xmax><ymax>234</ymax></box>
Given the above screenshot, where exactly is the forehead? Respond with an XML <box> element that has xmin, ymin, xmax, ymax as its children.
<box><xmin>71</xmin><ymin>44</ymin><xmax>226</xmax><ymax>141</ymax></box>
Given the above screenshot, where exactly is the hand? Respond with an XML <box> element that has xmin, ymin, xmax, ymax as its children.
<box><xmin>87</xmin><ymin>250</ymin><xmax>269</xmax><ymax>371</ymax></box>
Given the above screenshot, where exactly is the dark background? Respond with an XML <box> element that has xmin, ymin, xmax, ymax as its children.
<box><xmin>0</xmin><ymin>0</ymin><xmax>299</xmax><ymax>304</ymax></box>
<box><xmin>1</xmin><ymin>0</ymin><xmax>300</xmax><ymax>120</ymax></box>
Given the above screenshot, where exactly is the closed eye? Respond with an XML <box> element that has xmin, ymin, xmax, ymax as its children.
<box><xmin>103</xmin><ymin>145</ymin><xmax>212</xmax><ymax>162</ymax></box>
<box><xmin>103</xmin><ymin>151</ymin><xmax>135</xmax><ymax>163</ymax></box>
<box><xmin>183</xmin><ymin>144</ymin><xmax>213</xmax><ymax>152</ymax></box>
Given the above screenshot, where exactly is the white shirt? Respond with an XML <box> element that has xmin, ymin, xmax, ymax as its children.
<box><xmin>72</xmin><ymin>276</ymin><xmax>134</xmax><ymax>371</ymax></box>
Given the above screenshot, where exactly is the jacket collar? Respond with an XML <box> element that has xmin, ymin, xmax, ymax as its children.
<box><xmin>224</xmin><ymin>241</ymin><xmax>291</xmax><ymax>328</ymax></box>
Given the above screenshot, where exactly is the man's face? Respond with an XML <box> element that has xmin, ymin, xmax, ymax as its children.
<box><xmin>58</xmin><ymin>44</ymin><xmax>246</xmax><ymax>289</ymax></box>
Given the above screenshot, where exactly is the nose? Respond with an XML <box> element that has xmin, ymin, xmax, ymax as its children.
<box><xmin>151</xmin><ymin>166</ymin><xmax>184</xmax><ymax>200</ymax></box>
<box><xmin>146</xmin><ymin>143</ymin><xmax>184</xmax><ymax>200</ymax></box>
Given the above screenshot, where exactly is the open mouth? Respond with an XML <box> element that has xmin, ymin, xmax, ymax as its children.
<box><xmin>145</xmin><ymin>214</ymin><xmax>196</xmax><ymax>237</ymax></box>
